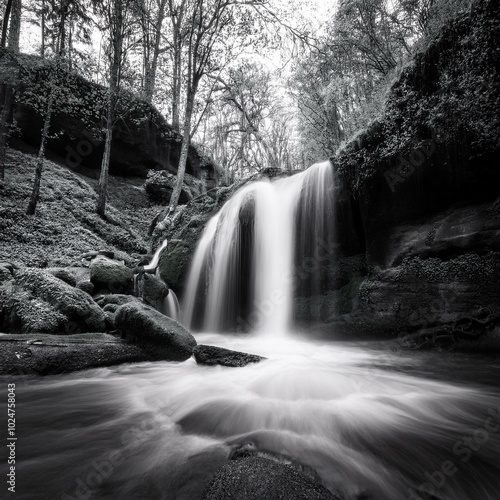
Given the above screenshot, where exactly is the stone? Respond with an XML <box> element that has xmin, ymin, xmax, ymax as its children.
<box><xmin>193</xmin><ymin>345</ymin><xmax>265</xmax><ymax>367</ymax></box>
<box><xmin>202</xmin><ymin>457</ymin><xmax>341</xmax><ymax>500</ymax></box>
<box><xmin>48</xmin><ymin>268</ymin><xmax>77</xmax><ymax>287</ymax></box>
<box><xmin>90</xmin><ymin>257</ymin><xmax>134</xmax><ymax>295</ymax></box>
<box><xmin>94</xmin><ymin>294</ymin><xmax>137</xmax><ymax>308</ymax></box>
<box><xmin>76</xmin><ymin>280</ymin><xmax>94</xmax><ymax>295</ymax></box>
<box><xmin>115</xmin><ymin>301</ymin><xmax>196</xmax><ymax>361</ymax></box>
<box><xmin>139</xmin><ymin>272</ymin><xmax>169</xmax><ymax>310</ymax></box>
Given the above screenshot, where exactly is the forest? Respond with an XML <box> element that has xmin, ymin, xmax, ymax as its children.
<box><xmin>0</xmin><ymin>0</ymin><xmax>471</xmax><ymax>215</ymax></box>
<box><xmin>1</xmin><ymin>0</ymin><xmax>500</xmax><ymax>499</ymax></box>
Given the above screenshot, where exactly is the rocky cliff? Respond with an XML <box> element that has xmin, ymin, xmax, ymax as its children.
<box><xmin>312</xmin><ymin>0</ymin><xmax>500</xmax><ymax>350</ymax></box>
<box><xmin>2</xmin><ymin>55</ymin><xmax>218</xmax><ymax>188</ymax></box>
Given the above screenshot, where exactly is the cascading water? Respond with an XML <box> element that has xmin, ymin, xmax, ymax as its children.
<box><xmin>161</xmin><ymin>289</ymin><xmax>180</xmax><ymax>321</ymax></box>
<box><xmin>12</xmin><ymin>162</ymin><xmax>500</xmax><ymax>500</ymax></box>
<box><xmin>182</xmin><ymin>161</ymin><xmax>336</xmax><ymax>333</ymax></box>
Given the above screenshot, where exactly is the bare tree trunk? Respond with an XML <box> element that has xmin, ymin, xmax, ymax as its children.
<box><xmin>26</xmin><ymin>91</ymin><xmax>54</xmax><ymax>215</ymax></box>
<box><xmin>144</xmin><ymin>0</ymin><xmax>166</xmax><ymax>103</ymax></box>
<box><xmin>7</xmin><ymin>0</ymin><xmax>21</xmax><ymax>52</ymax></box>
<box><xmin>0</xmin><ymin>84</ymin><xmax>14</xmax><ymax>187</ymax></box>
<box><xmin>96</xmin><ymin>113</ymin><xmax>113</xmax><ymax>217</ymax></box>
<box><xmin>171</xmin><ymin>37</ymin><xmax>181</xmax><ymax>131</ymax></box>
<box><xmin>1</xmin><ymin>0</ymin><xmax>13</xmax><ymax>48</ymax></box>
<box><xmin>96</xmin><ymin>0</ymin><xmax>123</xmax><ymax>217</ymax></box>
<box><xmin>41</xmin><ymin>0</ymin><xmax>45</xmax><ymax>57</ymax></box>
<box><xmin>168</xmin><ymin>83</ymin><xmax>196</xmax><ymax>214</ymax></box>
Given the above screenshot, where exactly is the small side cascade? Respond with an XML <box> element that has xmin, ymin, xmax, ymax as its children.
<box><xmin>134</xmin><ymin>239</ymin><xmax>178</xmax><ymax>316</ymax></box>
<box><xmin>161</xmin><ymin>290</ymin><xmax>181</xmax><ymax>321</ymax></box>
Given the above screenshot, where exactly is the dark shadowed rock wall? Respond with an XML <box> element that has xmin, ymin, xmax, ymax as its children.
<box><xmin>304</xmin><ymin>0</ymin><xmax>500</xmax><ymax>348</ymax></box>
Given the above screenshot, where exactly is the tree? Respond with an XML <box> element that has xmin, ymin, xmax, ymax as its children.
<box><xmin>0</xmin><ymin>0</ymin><xmax>20</xmax><ymax>187</ymax></box>
<box><xmin>95</xmin><ymin>0</ymin><xmax>137</xmax><ymax>217</ymax></box>
<box><xmin>26</xmin><ymin>0</ymin><xmax>70</xmax><ymax>215</ymax></box>
<box><xmin>164</xmin><ymin>0</ymin><xmax>237</xmax><ymax>215</ymax></box>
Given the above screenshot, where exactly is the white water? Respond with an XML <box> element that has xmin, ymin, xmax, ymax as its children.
<box><xmin>161</xmin><ymin>289</ymin><xmax>180</xmax><ymax>321</ymax></box>
<box><xmin>182</xmin><ymin>161</ymin><xmax>336</xmax><ymax>333</ymax></box>
<box><xmin>144</xmin><ymin>238</ymin><xmax>168</xmax><ymax>272</ymax></box>
<box><xmin>12</xmin><ymin>335</ymin><xmax>500</xmax><ymax>500</ymax></box>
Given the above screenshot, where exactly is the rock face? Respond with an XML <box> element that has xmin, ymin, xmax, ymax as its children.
<box><xmin>193</xmin><ymin>345</ymin><xmax>265</xmax><ymax>367</ymax></box>
<box><xmin>202</xmin><ymin>457</ymin><xmax>341</xmax><ymax>500</ymax></box>
<box><xmin>114</xmin><ymin>301</ymin><xmax>196</xmax><ymax>361</ymax></box>
<box><xmin>0</xmin><ymin>268</ymin><xmax>106</xmax><ymax>334</ymax></box>
<box><xmin>304</xmin><ymin>0</ymin><xmax>500</xmax><ymax>348</ymax></box>
<box><xmin>10</xmin><ymin>62</ymin><xmax>218</xmax><ymax>186</ymax></box>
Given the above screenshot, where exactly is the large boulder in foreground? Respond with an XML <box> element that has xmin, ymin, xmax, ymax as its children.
<box><xmin>194</xmin><ymin>345</ymin><xmax>265</xmax><ymax>367</ymax></box>
<box><xmin>0</xmin><ymin>268</ymin><xmax>106</xmax><ymax>334</ymax></box>
<box><xmin>202</xmin><ymin>457</ymin><xmax>341</xmax><ymax>500</ymax></box>
<box><xmin>115</xmin><ymin>301</ymin><xmax>196</xmax><ymax>361</ymax></box>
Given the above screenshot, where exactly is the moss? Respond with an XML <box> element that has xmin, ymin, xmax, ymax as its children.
<box><xmin>393</xmin><ymin>252</ymin><xmax>500</xmax><ymax>284</ymax></box>
<box><xmin>0</xmin><ymin>148</ymin><xmax>152</xmax><ymax>268</ymax></box>
<box><xmin>89</xmin><ymin>258</ymin><xmax>134</xmax><ymax>294</ymax></box>
<box><xmin>14</xmin><ymin>268</ymin><xmax>106</xmax><ymax>333</ymax></box>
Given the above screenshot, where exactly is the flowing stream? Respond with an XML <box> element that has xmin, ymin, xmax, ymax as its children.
<box><xmin>10</xmin><ymin>334</ymin><xmax>500</xmax><ymax>500</ymax></box>
<box><xmin>6</xmin><ymin>162</ymin><xmax>500</xmax><ymax>499</ymax></box>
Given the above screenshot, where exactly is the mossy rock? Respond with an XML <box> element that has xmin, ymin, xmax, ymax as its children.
<box><xmin>76</xmin><ymin>280</ymin><xmax>94</xmax><ymax>295</ymax></box>
<box><xmin>90</xmin><ymin>258</ymin><xmax>134</xmax><ymax>294</ymax></box>
<box><xmin>2</xmin><ymin>268</ymin><xmax>106</xmax><ymax>334</ymax></box>
<box><xmin>47</xmin><ymin>268</ymin><xmax>77</xmax><ymax>287</ymax></box>
<box><xmin>158</xmin><ymin>245</ymin><xmax>191</xmax><ymax>289</ymax></box>
<box><xmin>141</xmin><ymin>273</ymin><xmax>169</xmax><ymax>310</ymax></box>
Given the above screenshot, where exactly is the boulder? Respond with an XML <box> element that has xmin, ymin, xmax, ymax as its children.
<box><xmin>193</xmin><ymin>345</ymin><xmax>265</xmax><ymax>367</ymax></box>
<box><xmin>202</xmin><ymin>457</ymin><xmax>341</xmax><ymax>500</ymax></box>
<box><xmin>90</xmin><ymin>257</ymin><xmax>134</xmax><ymax>295</ymax></box>
<box><xmin>1</xmin><ymin>268</ymin><xmax>106</xmax><ymax>334</ymax></box>
<box><xmin>115</xmin><ymin>301</ymin><xmax>196</xmax><ymax>361</ymax></box>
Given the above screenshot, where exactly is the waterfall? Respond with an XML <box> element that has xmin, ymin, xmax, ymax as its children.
<box><xmin>182</xmin><ymin>161</ymin><xmax>336</xmax><ymax>333</ymax></box>
<box><xmin>162</xmin><ymin>289</ymin><xmax>181</xmax><ymax>321</ymax></box>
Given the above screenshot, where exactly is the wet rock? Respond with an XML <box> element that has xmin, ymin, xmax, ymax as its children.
<box><xmin>0</xmin><ymin>333</ymin><xmax>152</xmax><ymax>375</ymax></box>
<box><xmin>139</xmin><ymin>273</ymin><xmax>169</xmax><ymax>310</ymax></box>
<box><xmin>193</xmin><ymin>345</ymin><xmax>265</xmax><ymax>368</ymax></box>
<box><xmin>1</xmin><ymin>268</ymin><xmax>106</xmax><ymax>334</ymax></box>
<box><xmin>202</xmin><ymin>456</ymin><xmax>341</xmax><ymax>500</ymax></box>
<box><xmin>115</xmin><ymin>301</ymin><xmax>196</xmax><ymax>361</ymax></box>
<box><xmin>90</xmin><ymin>257</ymin><xmax>134</xmax><ymax>295</ymax></box>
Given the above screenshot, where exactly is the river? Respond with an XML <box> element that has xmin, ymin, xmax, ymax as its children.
<box><xmin>9</xmin><ymin>332</ymin><xmax>500</xmax><ymax>500</ymax></box>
